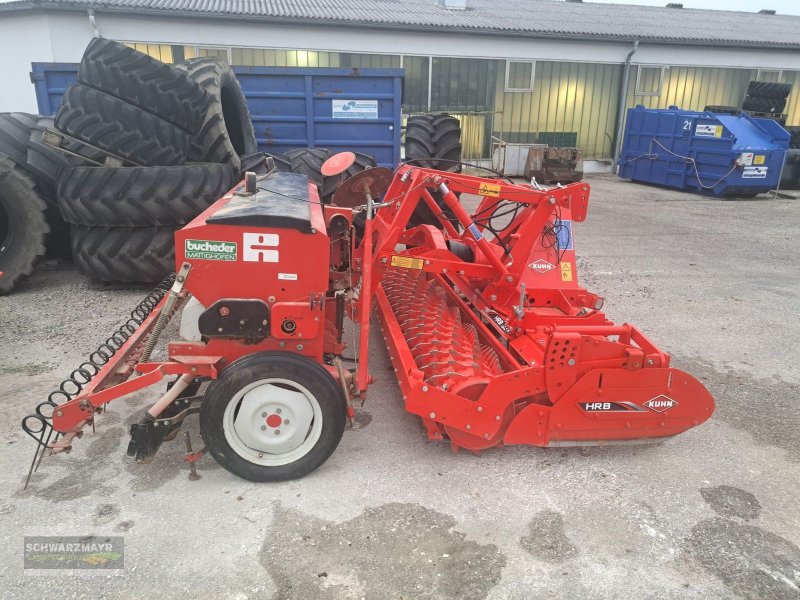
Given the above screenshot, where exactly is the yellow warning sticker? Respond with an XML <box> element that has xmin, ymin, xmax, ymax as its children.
<box><xmin>560</xmin><ymin>262</ymin><xmax>573</xmax><ymax>282</ymax></box>
<box><xmin>753</xmin><ymin>155</ymin><xmax>765</xmax><ymax>165</ymax></box>
<box><xmin>478</xmin><ymin>182</ymin><xmax>502</xmax><ymax>197</ymax></box>
<box><xmin>390</xmin><ymin>255</ymin><xmax>424</xmax><ymax>270</ymax></box>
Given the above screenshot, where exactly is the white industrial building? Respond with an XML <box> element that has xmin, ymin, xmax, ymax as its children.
<box><xmin>1</xmin><ymin>0</ymin><xmax>799</xmax><ymax>161</ymax></box>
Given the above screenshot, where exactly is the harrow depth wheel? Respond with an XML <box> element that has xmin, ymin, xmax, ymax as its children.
<box><xmin>200</xmin><ymin>352</ymin><xmax>346</xmax><ymax>481</ymax></box>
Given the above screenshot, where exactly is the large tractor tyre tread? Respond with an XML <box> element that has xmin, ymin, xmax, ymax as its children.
<box><xmin>79</xmin><ymin>38</ymin><xmax>209</xmax><ymax>135</ymax></box>
<box><xmin>703</xmin><ymin>105</ymin><xmax>740</xmax><ymax>115</ymax></box>
<box><xmin>434</xmin><ymin>141</ymin><xmax>463</xmax><ymax>170</ymax></box>
<box><xmin>27</xmin><ymin>117</ymin><xmax>79</xmax><ymax>204</ymax></box>
<box><xmin>406</xmin><ymin>119</ymin><xmax>436</xmax><ymax>134</ymax></box>
<box><xmin>433</xmin><ymin>125</ymin><xmax>462</xmax><ymax>146</ymax></box>
<box><xmin>239</xmin><ymin>152</ymin><xmax>269</xmax><ymax>175</ymax></box>
<box><xmin>432</xmin><ymin>116</ymin><xmax>460</xmax><ymax>132</ymax></box>
<box><xmin>200</xmin><ymin>351</ymin><xmax>347</xmax><ymax>482</ymax></box>
<box><xmin>321</xmin><ymin>151</ymin><xmax>376</xmax><ymax>202</ymax></box>
<box><xmin>43</xmin><ymin>208</ymin><xmax>72</xmax><ymax>259</ymax></box>
<box><xmin>786</xmin><ymin>126</ymin><xmax>800</xmax><ymax>150</ymax></box>
<box><xmin>746</xmin><ymin>81</ymin><xmax>792</xmax><ymax>99</ymax></box>
<box><xmin>178</xmin><ymin>58</ymin><xmax>257</xmax><ymax>173</ymax></box>
<box><xmin>58</xmin><ymin>163</ymin><xmax>235</xmax><ymax>227</ymax></box>
<box><xmin>70</xmin><ymin>224</ymin><xmax>177</xmax><ymax>283</ymax></box>
<box><xmin>288</xmin><ymin>147</ymin><xmax>330</xmax><ymax>188</ymax></box>
<box><xmin>742</xmin><ymin>95</ymin><xmax>786</xmax><ymax>113</ymax></box>
<box><xmin>0</xmin><ymin>112</ymin><xmax>38</xmax><ymax>168</ymax></box>
<box><xmin>403</xmin><ymin>112</ymin><xmax>462</xmax><ymax>225</ymax></box>
<box><xmin>0</xmin><ymin>156</ymin><xmax>49</xmax><ymax>295</ymax></box>
<box><xmin>432</xmin><ymin>114</ymin><xmax>462</xmax><ymax>172</ymax></box>
<box><xmin>405</xmin><ymin>130</ymin><xmax>436</xmax><ymax>156</ymax></box>
<box><xmin>55</xmin><ymin>84</ymin><xmax>192</xmax><ymax>167</ymax></box>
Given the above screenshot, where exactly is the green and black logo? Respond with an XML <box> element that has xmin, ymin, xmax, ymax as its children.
<box><xmin>185</xmin><ymin>239</ymin><xmax>237</xmax><ymax>261</ymax></box>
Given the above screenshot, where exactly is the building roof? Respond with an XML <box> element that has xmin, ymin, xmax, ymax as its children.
<box><xmin>3</xmin><ymin>0</ymin><xmax>800</xmax><ymax>49</ymax></box>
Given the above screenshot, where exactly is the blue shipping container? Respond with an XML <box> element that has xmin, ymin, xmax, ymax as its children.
<box><xmin>618</xmin><ymin>105</ymin><xmax>790</xmax><ymax>196</ymax></box>
<box><xmin>30</xmin><ymin>63</ymin><xmax>403</xmax><ymax>168</ymax></box>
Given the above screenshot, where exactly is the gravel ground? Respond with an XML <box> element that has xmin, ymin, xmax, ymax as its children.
<box><xmin>0</xmin><ymin>174</ymin><xmax>798</xmax><ymax>599</ymax></box>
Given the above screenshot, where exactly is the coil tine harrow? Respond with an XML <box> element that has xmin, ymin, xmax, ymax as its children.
<box><xmin>21</xmin><ymin>275</ymin><xmax>175</xmax><ymax>488</ymax></box>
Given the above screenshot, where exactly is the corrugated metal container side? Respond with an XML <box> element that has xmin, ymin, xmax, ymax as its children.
<box><xmin>30</xmin><ymin>63</ymin><xmax>403</xmax><ymax>168</ymax></box>
<box><xmin>619</xmin><ymin>106</ymin><xmax>790</xmax><ymax>196</ymax></box>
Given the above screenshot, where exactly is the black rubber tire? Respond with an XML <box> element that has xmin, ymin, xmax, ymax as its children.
<box><xmin>742</xmin><ymin>95</ymin><xmax>786</xmax><ymax>113</ymax></box>
<box><xmin>55</xmin><ymin>84</ymin><xmax>191</xmax><ymax>167</ymax></box>
<box><xmin>26</xmin><ymin>117</ymin><xmax>72</xmax><ymax>200</ymax></box>
<box><xmin>786</xmin><ymin>126</ymin><xmax>800</xmax><ymax>150</ymax></box>
<box><xmin>287</xmin><ymin>147</ymin><xmax>331</xmax><ymax>189</ymax></box>
<box><xmin>0</xmin><ymin>112</ymin><xmax>37</xmax><ymax>168</ymax></box>
<box><xmin>321</xmin><ymin>151</ymin><xmax>377</xmax><ymax>202</ymax></box>
<box><xmin>266</xmin><ymin>152</ymin><xmax>293</xmax><ymax>172</ymax></box>
<box><xmin>70</xmin><ymin>224</ymin><xmax>177</xmax><ymax>283</ymax></box>
<box><xmin>404</xmin><ymin>116</ymin><xmax>437</xmax><ymax>168</ymax></box>
<box><xmin>240</xmin><ymin>152</ymin><xmax>269</xmax><ymax>175</ymax></box>
<box><xmin>200</xmin><ymin>351</ymin><xmax>346</xmax><ymax>482</ymax></box>
<box><xmin>703</xmin><ymin>105</ymin><xmax>740</xmax><ymax>115</ymax></box>
<box><xmin>404</xmin><ymin>113</ymin><xmax>462</xmax><ymax>171</ymax></box>
<box><xmin>0</xmin><ymin>155</ymin><xmax>48</xmax><ymax>295</ymax></box>
<box><xmin>79</xmin><ymin>38</ymin><xmax>209</xmax><ymax>135</ymax></box>
<box><xmin>746</xmin><ymin>81</ymin><xmax>792</xmax><ymax>99</ymax></box>
<box><xmin>403</xmin><ymin>113</ymin><xmax>462</xmax><ymax>228</ymax></box>
<box><xmin>179</xmin><ymin>58</ymin><xmax>257</xmax><ymax>174</ymax></box>
<box><xmin>58</xmin><ymin>163</ymin><xmax>234</xmax><ymax>226</ymax></box>
<box><xmin>24</xmin><ymin>118</ymin><xmax>73</xmax><ymax>258</ymax></box>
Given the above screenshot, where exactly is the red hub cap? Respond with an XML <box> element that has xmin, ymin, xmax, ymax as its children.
<box><xmin>265</xmin><ymin>414</ymin><xmax>282</xmax><ymax>428</ymax></box>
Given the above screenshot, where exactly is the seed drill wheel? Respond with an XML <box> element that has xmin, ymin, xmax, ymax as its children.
<box><xmin>200</xmin><ymin>352</ymin><xmax>346</xmax><ymax>481</ymax></box>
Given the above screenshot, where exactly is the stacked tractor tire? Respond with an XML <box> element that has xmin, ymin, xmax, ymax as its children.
<box><xmin>55</xmin><ymin>38</ymin><xmax>257</xmax><ymax>285</ymax></box>
<box><xmin>0</xmin><ymin>38</ymin><xmax>254</xmax><ymax>290</ymax></box>
<box><xmin>404</xmin><ymin>113</ymin><xmax>462</xmax><ymax>171</ymax></box>
<box><xmin>403</xmin><ymin>113</ymin><xmax>463</xmax><ymax>228</ymax></box>
<box><xmin>0</xmin><ymin>38</ymin><xmax>385</xmax><ymax>292</ymax></box>
<box><xmin>741</xmin><ymin>81</ymin><xmax>792</xmax><ymax>118</ymax></box>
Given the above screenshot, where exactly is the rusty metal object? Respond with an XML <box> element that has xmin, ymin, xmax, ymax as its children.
<box><xmin>524</xmin><ymin>146</ymin><xmax>584</xmax><ymax>184</ymax></box>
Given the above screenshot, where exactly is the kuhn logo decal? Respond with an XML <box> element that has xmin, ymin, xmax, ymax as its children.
<box><xmin>643</xmin><ymin>395</ymin><xmax>678</xmax><ymax>413</ymax></box>
<box><xmin>185</xmin><ymin>239</ymin><xmax>237</xmax><ymax>261</ymax></box>
<box><xmin>243</xmin><ymin>233</ymin><xmax>279</xmax><ymax>263</ymax></box>
<box><xmin>529</xmin><ymin>259</ymin><xmax>555</xmax><ymax>274</ymax></box>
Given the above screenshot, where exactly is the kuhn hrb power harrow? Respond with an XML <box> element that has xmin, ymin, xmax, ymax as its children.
<box><xmin>23</xmin><ymin>156</ymin><xmax>714</xmax><ymax>484</ymax></box>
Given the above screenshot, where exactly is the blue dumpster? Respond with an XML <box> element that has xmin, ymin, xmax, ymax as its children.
<box><xmin>30</xmin><ymin>63</ymin><xmax>403</xmax><ymax>168</ymax></box>
<box><xmin>618</xmin><ymin>105</ymin><xmax>790</xmax><ymax>196</ymax></box>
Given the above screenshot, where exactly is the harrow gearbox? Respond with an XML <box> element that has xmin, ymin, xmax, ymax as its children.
<box><xmin>22</xmin><ymin>158</ymin><xmax>714</xmax><ymax>484</ymax></box>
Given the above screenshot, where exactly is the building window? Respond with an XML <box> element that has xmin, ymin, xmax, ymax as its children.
<box><xmin>121</xmin><ymin>43</ymin><xmax>178</xmax><ymax>63</ymax></box>
<box><xmin>635</xmin><ymin>65</ymin><xmax>664</xmax><ymax>96</ymax></box>
<box><xmin>756</xmin><ymin>69</ymin><xmax>782</xmax><ymax>82</ymax></box>
<box><xmin>194</xmin><ymin>47</ymin><xmax>231</xmax><ymax>63</ymax></box>
<box><xmin>505</xmin><ymin>61</ymin><xmax>534</xmax><ymax>92</ymax></box>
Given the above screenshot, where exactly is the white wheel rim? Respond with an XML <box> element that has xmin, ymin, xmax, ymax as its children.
<box><xmin>222</xmin><ymin>378</ymin><xmax>323</xmax><ymax>467</ymax></box>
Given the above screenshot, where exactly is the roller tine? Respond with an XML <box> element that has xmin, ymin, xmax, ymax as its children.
<box><xmin>24</xmin><ymin>431</ymin><xmax>47</xmax><ymax>489</ymax></box>
<box><xmin>33</xmin><ymin>430</ymin><xmax>54</xmax><ymax>473</ymax></box>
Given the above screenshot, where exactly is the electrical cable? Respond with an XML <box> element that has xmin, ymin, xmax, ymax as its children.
<box><xmin>621</xmin><ymin>138</ymin><xmax>740</xmax><ymax>190</ymax></box>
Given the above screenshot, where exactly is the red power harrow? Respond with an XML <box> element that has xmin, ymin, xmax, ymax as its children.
<box><xmin>22</xmin><ymin>158</ymin><xmax>715</xmax><ymax>485</ymax></box>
